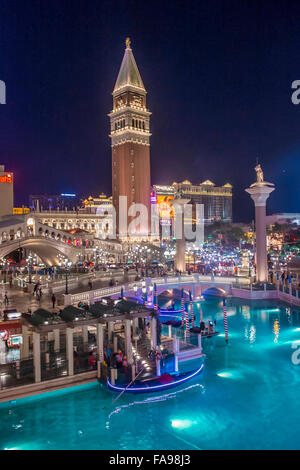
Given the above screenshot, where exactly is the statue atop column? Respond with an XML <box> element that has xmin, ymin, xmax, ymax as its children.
<box><xmin>255</xmin><ymin>164</ymin><xmax>264</xmax><ymax>183</ymax></box>
<box><xmin>250</xmin><ymin>163</ymin><xmax>274</xmax><ymax>188</ymax></box>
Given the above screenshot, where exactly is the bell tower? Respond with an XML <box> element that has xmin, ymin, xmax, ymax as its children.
<box><xmin>109</xmin><ymin>38</ymin><xmax>151</xmax><ymax>238</ymax></box>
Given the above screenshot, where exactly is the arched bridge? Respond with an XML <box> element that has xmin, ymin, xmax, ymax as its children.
<box><xmin>65</xmin><ymin>274</ymin><xmax>250</xmax><ymax>306</ymax></box>
<box><xmin>0</xmin><ymin>214</ymin><xmax>123</xmax><ymax>265</ymax></box>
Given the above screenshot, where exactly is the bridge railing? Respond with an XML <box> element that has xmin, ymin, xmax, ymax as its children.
<box><xmin>64</xmin><ymin>274</ymin><xmax>249</xmax><ymax>306</ymax></box>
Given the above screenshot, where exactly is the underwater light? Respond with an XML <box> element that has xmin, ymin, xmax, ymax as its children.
<box><xmin>217</xmin><ymin>371</ymin><xmax>233</xmax><ymax>378</ymax></box>
<box><xmin>171</xmin><ymin>419</ymin><xmax>197</xmax><ymax>429</ymax></box>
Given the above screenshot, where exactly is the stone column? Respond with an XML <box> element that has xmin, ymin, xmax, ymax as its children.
<box><xmin>173</xmin><ymin>336</ymin><xmax>179</xmax><ymax>372</ymax></box>
<box><xmin>33</xmin><ymin>332</ymin><xmax>41</xmax><ymax>383</ymax></box>
<box><xmin>151</xmin><ymin>316</ymin><xmax>157</xmax><ymax>349</ymax></box>
<box><xmin>96</xmin><ymin>324</ymin><xmax>104</xmax><ymax>362</ymax></box>
<box><xmin>133</xmin><ymin>317</ymin><xmax>139</xmax><ymax>336</ymax></box>
<box><xmin>245</xmin><ymin>183</ymin><xmax>275</xmax><ymax>283</ymax></box>
<box><xmin>21</xmin><ymin>325</ymin><xmax>29</xmax><ymax>359</ymax></box>
<box><xmin>66</xmin><ymin>328</ymin><xmax>74</xmax><ymax>376</ymax></box>
<box><xmin>82</xmin><ymin>325</ymin><xmax>88</xmax><ymax>344</ymax></box>
<box><xmin>113</xmin><ymin>335</ymin><xmax>118</xmax><ymax>353</ymax></box>
<box><xmin>54</xmin><ymin>329</ymin><xmax>60</xmax><ymax>352</ymax></box>
<box><xmin>173</xmin><ymin>199</ymin><xmax>190</xmax><ymax>273</ymax></box>
<box><xmin>125</xmin><ymin>319</ymin><xmax>133</xmax><ymax>364</ymax></box>
<box><xmin>108</xmin><ymin>321</ymin><xmax>114</xmax><ymax>344</ymax></box>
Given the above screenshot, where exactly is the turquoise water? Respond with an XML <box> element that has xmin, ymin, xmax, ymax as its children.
<box><xmin>1</xmin><ymin>298</ymin><xmax>300</xmax><ymax>450</ymax></box>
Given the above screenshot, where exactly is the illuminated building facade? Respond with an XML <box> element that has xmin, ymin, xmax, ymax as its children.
<box><xmin>152</xmin><ymin>181</ymin><xmax>232</xmax><ymax>227</ymax></box>
<box><xmin>82</xmin><ymin>194</ymin><xmax>112</xmax><ymax>215</ymax></box>
<box><xmin>173</xmin><ymin>180</ymin><xmax>232</xmax><ymax>223</ymax></box>
<box><xmin>0</xmin><ymin>165</ymin><xmax>14</xmax><ymax>218</ymax></box>
<box><xmin>109</xmin><ymin>38</ymin><xmax>151</xmax><ymax>238</ymax></box>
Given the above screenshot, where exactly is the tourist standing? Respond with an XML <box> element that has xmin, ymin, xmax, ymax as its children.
<box><xmin>51</xmin><ymin>294</ymin><xmax>56</xmax><ymax>309</ymax></box>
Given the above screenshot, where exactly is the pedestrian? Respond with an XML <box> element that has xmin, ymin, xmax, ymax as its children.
<box><xmin>88</xmin><ymin>351</ymin><xmax>95</xmax><ymax>369</ymax></box>
<box><xmin>116</xmin><ymin>349</ymin><xmax>123</xmax><ymax>368</ymax></box>
<box><xmin>122</xmin><ymin>355</ymin><xmax>128</xmax><ymax>375</ymax></box>
<box><xmin>51</xmin><ymin>293</ymin><xmax>56</xmax><ymax>309</ymax></box>
<box><xmin>4</xmin><ymin>292</ymin><xmax>9</xmax><ymax>306</ymax></box>
<box><xmin>105</xmin><ymin>345</ymin><xmax>111</xmax><ymax>366</ymax></box>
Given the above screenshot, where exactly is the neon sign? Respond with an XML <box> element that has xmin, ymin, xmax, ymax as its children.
<box><xmin>0</xmin><ymin>173</ymin><xmax>12</xmax><ymax>183</ymax></box>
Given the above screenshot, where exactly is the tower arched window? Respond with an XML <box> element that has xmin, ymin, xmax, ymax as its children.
<box><xmin>115</xmin><ymin>123</ymin><xmax>117</xmax><ymax>131</ymax></box>
<box><xmin>132</xmin><ymin>119</ymin><xmax>134</xmax><ymax>127</ymax></box>
<box><xmin>142</xmin><ymin>121</ymin><xmax>145</xmax><ymax>130</ymax></box>
<box><xmin>122</xmin><ymin>119</ymin><xmax>125</xmax><ymax>128</ymax></box>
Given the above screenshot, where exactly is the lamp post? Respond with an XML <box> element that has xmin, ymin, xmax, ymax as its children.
<box><xmin>28</xmin><ymin>253</ymin><xmax>33</xmax><ymax>284</ymax></box>
<box><xmin>64</xmin><ymin>260</ymin><xmax>71</xmax><ymax>295</ymax></box>
<box><xmin>248</xmin><ymin>251</ymin><xmax>251</xmax><ymax>278</ymax></box>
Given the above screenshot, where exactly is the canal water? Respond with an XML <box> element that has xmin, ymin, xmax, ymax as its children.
<box><xmin>0</xmin><ymin>297</ymin><xmax>300</xmax><ymax>450</ymax></box>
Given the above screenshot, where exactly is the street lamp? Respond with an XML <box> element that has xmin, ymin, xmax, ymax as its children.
<box><xmin>64</xmin><ymin>260</ymin><xmax>72</xmax><ymax>295</ymax></box>
<box><xmin>27</xmin><ymin>253</ymin><xmax>33</xmax><ymax>284</ymax></box>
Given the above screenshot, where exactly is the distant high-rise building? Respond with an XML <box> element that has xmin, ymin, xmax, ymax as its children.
<box><xmin>0</xmin><ymin>165</ymin><xmax>13</xmax><ymax>218</ymax></box>
<box><xmin>109</xmin><ymin>38</ymin><xmax>151</xmax><ymax>238</ymax></box>
<box><xmin>152</xmin><ymin>181</ymin><xmax>233</xmax><ymax>227</ymax></box>
<box><xmin>173</xmin><ymin>180</ymin><xmax>232</xmax><ymax>223</ymax></box>
<box><xmin>29</xmin><ymin>193</ymin><xmax>80</xmax><ymax>211</ymax></box>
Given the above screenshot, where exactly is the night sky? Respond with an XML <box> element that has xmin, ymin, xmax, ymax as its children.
<box><xmin>1</xmin><ymin>0</ymin><xmax>300</xmax><ymax>222</ymax></box>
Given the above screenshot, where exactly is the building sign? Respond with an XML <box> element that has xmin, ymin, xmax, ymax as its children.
<box><xmin>0</xmin><ymin>173</ymin><xmax>12</xmax><ymax>183</ymax></box>
<box><xmin>157</xmin><ymin>195</ymin><xmax>174</xmax><ymax>225</ymax></box>
<box><xmin>150</xmin><ymin>191</ymin><xmax>157</xmax><ymax>204</ymax></box>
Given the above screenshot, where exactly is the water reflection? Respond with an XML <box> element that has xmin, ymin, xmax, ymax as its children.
<box><xmin>273</xmin><ymin>319</ymin><xmax>280</xmax><ymax>343</ymax></box>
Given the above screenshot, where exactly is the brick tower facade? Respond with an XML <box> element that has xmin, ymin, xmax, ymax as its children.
<box><xmin>109</xmin><ymin>38</ymin><xmax>151</xmax><ymax>238</ymax></box>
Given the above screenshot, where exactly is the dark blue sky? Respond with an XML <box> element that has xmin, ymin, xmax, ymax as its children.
<box><xmin>1</xmin><ymin>0</ymin><xmax>299</xmax><ymax>221</ymax></box>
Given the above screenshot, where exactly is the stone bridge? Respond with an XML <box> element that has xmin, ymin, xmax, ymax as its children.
<box><xmin>65</xmin><ymin>274</ymin><xmax>249</xmax><ymax>306</ymax></box>
<box><xmin>0</xmin><ymin>214</ymin><xmax>123</xmax><ymax>265</ymax></box>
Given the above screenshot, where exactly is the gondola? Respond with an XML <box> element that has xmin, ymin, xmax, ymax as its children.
<box><xmin>158</xmin><ymin>308</ymin><xmax>183</xmax><ymax>315</ymax></box>
<box><xmin>160</xmin><ymin>319</ymin><xmax>182</xmax><ymax>327</ymax></box>
<box><xmin>107</xmin><ymin>363</ymin><xmax>204</xmax><ymax>393</ymax></box>
<box><xmin>189</xmin><ymin>327</ymin><xmax>219</xmax><ymax>337</ymax></box>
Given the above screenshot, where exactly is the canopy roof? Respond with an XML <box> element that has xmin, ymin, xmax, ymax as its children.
<box><xmin>26</xmin><ymin>309</ymin><xmax>62</xmax><ymax>327</ymax></box>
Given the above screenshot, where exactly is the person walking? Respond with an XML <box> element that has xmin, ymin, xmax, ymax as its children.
<box><xmin>4</xmin><ymin>292</ymin><xmax>9</xmax><ymax>306</ymax></box>
<box><xmin>51</xmin><ymin>293</ymin><xmax>56</xmax><ymax>309</ymax></box>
